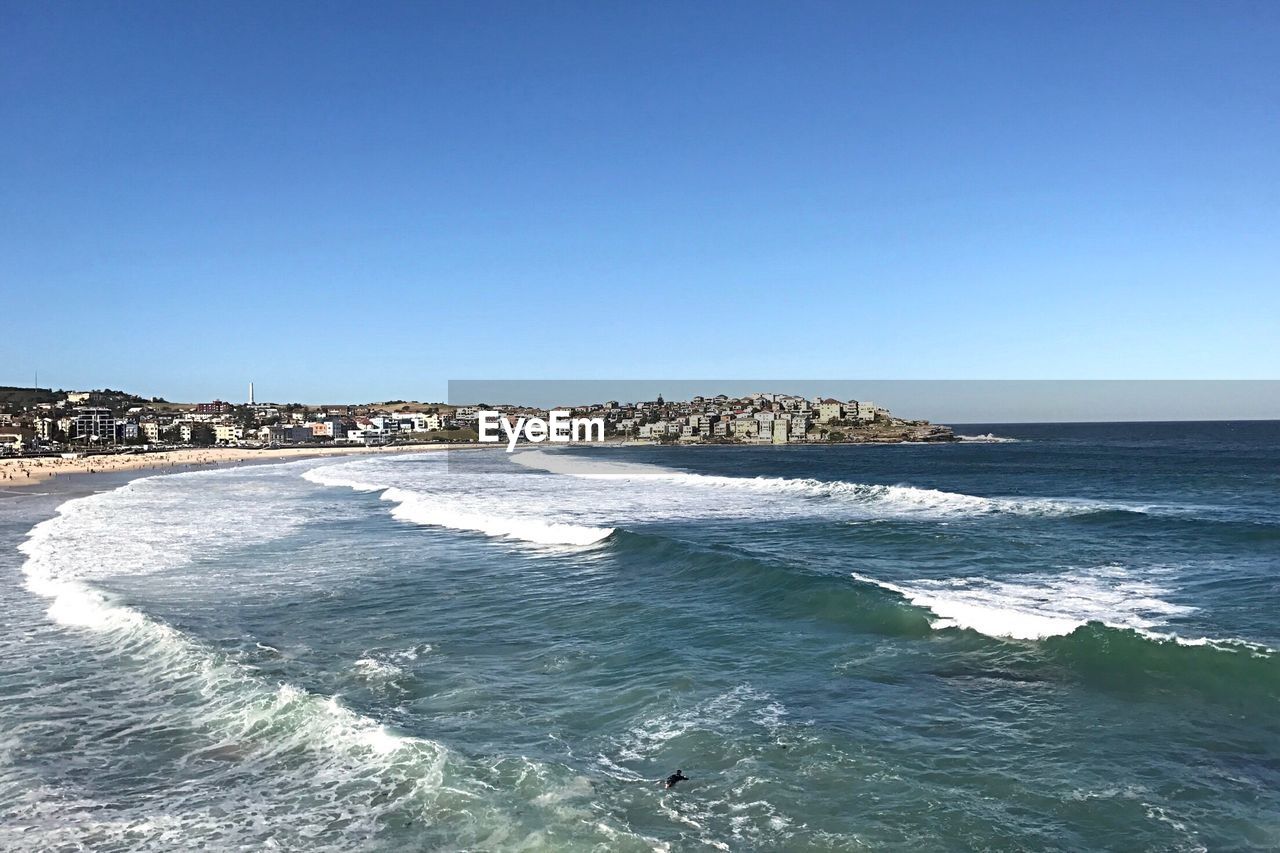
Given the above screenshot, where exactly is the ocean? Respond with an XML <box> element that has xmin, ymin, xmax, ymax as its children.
<box><xmin>2</xmin><ymin>421</ymin><xmax>1277</xmax><ymax>851</ymax></box>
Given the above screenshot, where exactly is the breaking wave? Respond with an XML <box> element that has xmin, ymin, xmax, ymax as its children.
<box><xmin>302</xmin><ymin>465</ymin><xmax>615</xmax><ymax>546</ymax></box>
<box><xmin>957</xmin><ymin>433</ymin><xmax>1020</xmax><ymax>443</ymax></box>
<box><xmin>842</xmin><ymin>565</ymin><xmax>1279</xmax><ymax>706</ymax></box>
<box><xmin>8</xmin><ymin>466</ymin><xmax>672</xmax><ymax>850</ymax></box>
<box><xmin>12</xmin><ymin>478</ymin><xmax>454</xmax><ymax>849</ymax></box>
<box><xmin>513</xmin><ymin>450</ymin><xmax>1142</xmax><ymax>519</ymax></box>
<box><xmin>382</xmin><ymin>487</ymin><xmax>615</xmax><ymax>546</ymax></box>
<box><xmin>851</xmin><ymin>566</ymin><xmax>1273</xmax><ymax>655</ymax></box>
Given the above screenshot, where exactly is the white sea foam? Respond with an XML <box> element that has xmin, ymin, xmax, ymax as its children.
<box><xmin>354</xmin><ymin>656</ymin><xmax>406</xmax><ymax>680</ymax></box>
<box><xmin>10</xmin><ymin>466</ymin><xmax>655</xmax><ymax>850</ymax></box>
<box><xmin>883</xmin><ymin>565</ymin><xmax>1196</xmax><ymax>639</ymax></box>
<box><xmin>301</xmin><ymin>454</ymin><xmax>1265</xmax><ymax>658</ymax></box>
<box><xmin>849</xmin><ymin>565</ymin><xmax>1244</xmax><ymax>644</ymax></box>
<box><xmin>957</xmin><ymin>433</ymin><xmax>1021</xmax><ymax>443</ymax></box>
<box><xmin>303</xmin><ymin>450</ymin><xmax>1162</xmax><ymax>563</ymax></box>
<box><xmin>394</xmin><ymin>642</ymin><xmax>433</xmax><ymax>661</ymax></box>
<box><xmin>354</xmin><ymin>643</ymin><xmax>434</xmax><ymax>682</ymax></box>
<box><xmin>612</xmin><ymin>684</ymin><xmax>785</xmax><ymax>762</ymax></box>
<box><xmin>10</xmin><ymin>470</ymin><xmax>458</xmax><ymax>848</ymax></box>
<box><xmin>382</xmin><ymin>487</ymin><xmax>614</xmax><ymax>546</ymax></box>
<box><xmin>18</xmin><ymin>482</ymin><xmax>444</xmax><ymax>759</ymax></box>
<box><xmin>512</xmin><ymin>449</ymin><xmax>1130</xmax><ymax>519</ymax></box>
<box><xmin>303</xmin><ymin>462</ymin><xmax>615</xmax><ymax>546</ymax></box>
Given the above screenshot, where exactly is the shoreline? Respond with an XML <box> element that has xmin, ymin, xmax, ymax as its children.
<box><xmin>0</xmin><ymin>432</ymin><xmax>977</xmax><ymax>491</ymax></box>
<box><xmin>0</xmin><ymin>443</ymin><xmax>490</xmax><ymax>490</ymax></box>
<box><xmin>2</xmin><ymin>434</ymin><xmax>982</xmax><ymax>491</ymax></box>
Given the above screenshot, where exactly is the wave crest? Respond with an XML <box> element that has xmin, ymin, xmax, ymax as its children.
<box><xmin>851</xmin><ymin>567</ymin><xmax>1272</xmax><ymax>656</ymax></box>
<box><xmin>383</xmin><ymin>487</ymin><xmax>615</xmax><ymax>546</ymax></box>
<box><xmin>957</xmin><ymin>433</ymin><xmax>1020</xmax><ymax>443</ymax></box>
<box><xmin>303</xmin><ymin>465</ymin><xmax>614</xmax><ymax>546</ymax></box>
<box><xmin>513</xmin><ymin>450</ymin><xmax>1127</xmax><ymax>519</ymax></box>
<box><xmin>14</xmin><ymin>484</ymin><xmax>454</xmax><ymax>848</ymax></box>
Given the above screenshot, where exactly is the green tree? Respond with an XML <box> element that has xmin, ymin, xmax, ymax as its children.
<box><xmin>190</xmin><ymin>424</ymin><xmax>216</xmax><ymax>446</ymax></box>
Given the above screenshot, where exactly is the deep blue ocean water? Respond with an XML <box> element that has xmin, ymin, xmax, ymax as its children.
<box><xmin>2</xmin><ymin>421</ymin><xmax>1277</xmax><ymax>851</ymax></box>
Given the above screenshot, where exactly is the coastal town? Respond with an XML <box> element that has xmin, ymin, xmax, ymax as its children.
<box><xmin>0</xmin><ymin>384</ymin><xmax>955</xmax><ymax>459</ymax></box>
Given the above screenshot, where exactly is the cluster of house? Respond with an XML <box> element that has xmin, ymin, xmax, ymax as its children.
<box><xmin>0</xmin><ymin>393</ymin><xmax>461</xmax><ymax>452</ymax></box>
<box><xmin>258</xmin><ymin>410</ymin><xmax>450</xmax><ymax>446</ymax></box>
<box><xmin>0</xmin><ymin>389</ymin><xmax>922</xmax><ymax>454</ymax></box>
<box><xmin>459</xmin><ymin>392</ymin><xmax>888</xmax><ymax>445</ymax></box>
<box><xmin>583</xmin><ymin>393</ymin><xmax>882</xmax><ymax>444</ymax></box>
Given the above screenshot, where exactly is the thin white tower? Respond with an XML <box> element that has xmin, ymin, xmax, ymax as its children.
<box><xmin>249</xmin><ymin>381</ymin><xmax>255</xmax><ymax>405</ymax></box>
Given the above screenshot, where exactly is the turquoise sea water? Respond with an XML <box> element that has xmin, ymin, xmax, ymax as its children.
<box><xmin>2</xmin><ymin>421</ymin><xmax>1278</xmax><ymax>851</ymax></box>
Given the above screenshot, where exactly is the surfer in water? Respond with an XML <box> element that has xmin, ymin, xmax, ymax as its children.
<box><xmin>661</xmin><ymin>770</ymin><xmax>689</xmax><ymax>789</ymax></box>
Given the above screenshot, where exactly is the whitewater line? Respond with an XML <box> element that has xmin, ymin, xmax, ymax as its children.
<box><xmin>17</xmin><ymin>488</ymin><xmax>451</xmax><ymax>773</ymax></box>
<box><xmin>851</xmin><ymin>570</ymin><xmax>1274</xmax><ymax>654</ymax></box>
<box><xmin>302</xmin><ymin>466</ymin><xmax>615</xmax><ymax>546</ymax></box>
<box><xmin>511</xmin><ymin>449</ymin><xmax>1145</xmax><ymax>519</ymax></box>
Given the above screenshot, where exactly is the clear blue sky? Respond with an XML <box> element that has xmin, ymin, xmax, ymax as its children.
<box><xmin>3</xmin><ymin>1</ymin><xmax>1277</xmax><ymax>404</ymax></box>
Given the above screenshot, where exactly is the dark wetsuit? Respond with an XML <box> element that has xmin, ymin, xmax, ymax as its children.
<box><xmin>663</xmin><ymin>771</ymin><xmax>689</xmax><ymax>789</ymax></box>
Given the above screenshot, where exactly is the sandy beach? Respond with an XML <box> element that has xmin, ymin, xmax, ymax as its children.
<box><xmin>0</xmin><ymin>444</ymin><xmax>478</xmax><ymax>488</ymax></box>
